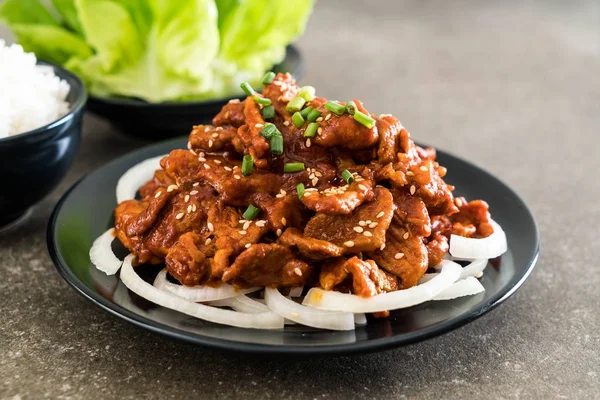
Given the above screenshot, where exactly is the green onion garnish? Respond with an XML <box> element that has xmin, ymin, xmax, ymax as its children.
<box><xmin>261</xmin><ymin>105</ymin><xmax>275</xmax><ymax>120</ymax></box>
<box><xmin>260</xmin><ymin>123</ymin><xmax>280</xmax><ymax>139</ymax></box>
<box><xmin>242</xmin><ymin>204</ymin><xmax>260</xmax><ymax>220</ymax></box>
<box><xmin>262</xmin><ymin>71</ymin><xmax>275</xmax><ymax>85</ymax></box>
<box><xmin>270</xmin><ymin>134</ymin><xmax>283</xmax><ymax>155</ymax></box>
<box><xmin>325</xmin><ymin>101</ymin><xmax>345</xmax><ymax>116</ymax></box>
<box><xmin>297</xmin><ymin>183</ymin><xmax>305</xmax><ymax>200</ymax></box>
<box><xmin>353</xmin><ymin>110</ymin><xmax>376</xmax><ymax>129</ymax></box>
<box><xmin>341</xmin><ymin>169</ymin><xmax>354</xmax><ymax>184</ymax></box>
<box><xmin>283</xmin><ymin>162</ymin><xmax>305</xmax><ymax>173</ymax></box>
<box><xmin>304</xmin><ymin>122</ymin><xmax>318</xmax><ymax>138</ymax></box>
<box><xmin>345</xmin><ymin>101</ymin><xmax>357</xmax><ymax>115</ymax></box>
<box><xmin>300</xmin><ymin>106</ymin><xmax>313</xmax><ymax>119</ymax></box>
<box><xmin>306</xmin><ymin>109</ymin><xmax>322</xmax><ymax>122</ymax></box>
<box><xmin>242</xmin><ymin>154</ymin><xmax>253</xmax><ymax>176</ymax></box>
<box><xmin>298</xmin><ymin>86</ymin><xmax>316</xmax><ymax>101</ymax></box>
<box><xmin>254</xmin><ymin>96</ymin><xmax>272</xmax><ymax>106</ymax></box>
<box><xmin>292</xmin><ymin>112</ymin><xmax>305</xmax><ymax>128</ymax></box>
<box><xmin>240</xmin><ymin>82</ymin><xmax>255</xmax><ymax>96</ymax></box>
<box><xmin>286</xmin><ymin>96</ymin><xmax>306</xmax><ymax>113</ymax></box>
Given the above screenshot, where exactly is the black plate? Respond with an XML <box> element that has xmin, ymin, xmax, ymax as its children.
<box><xmin>87</xmin><ymin>45</ymin><xmax>304</xmax><ymax>140</ymax></box>
<box><xmin>47</xmin><ymin>137</ymin><xmax>539</xmax><ymax>355</ymax></box>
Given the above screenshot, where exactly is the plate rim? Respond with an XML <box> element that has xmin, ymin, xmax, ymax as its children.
<box><xmin>47</xmin><ymin>138</ymin><xmax>540</xmax><ymax>355</ymax></box>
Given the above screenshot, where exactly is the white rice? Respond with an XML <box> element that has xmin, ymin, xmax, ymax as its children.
<box><xmin>0</xmin><ymin>40</ymin><xmax>71</xmax><ymax>138</ymax></box>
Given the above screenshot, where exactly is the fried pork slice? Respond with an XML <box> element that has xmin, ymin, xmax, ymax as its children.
<box><xmin>252</xmin><ymin>193</ymin><xmax>310</xmax><ymax>233</ymax></box>
<box><xmin>304</xmin><ymin>187</ymin><xmax>394</xmax><ymax>253</ymax></box>
<box><xmin>376</xmin><ymin>114</ymin><xmax>406</xmax><ymax>164</ymax></box>
<box><xmin>165</xmin><ymin>232</ymin><xmax>214</xmax><ymax>286</ymax></box>
<box><xmin>189</xmin><ymin>124</ymin><xmax>243</xmax><ymax>154</ymax></box>
<box><xmin>319</xmin><ymin>257</ymin><xmax>398</xmax><ymax>297</ymax></box>
<box><xmin>425</xmin><ymin>234</ymin><xmax>449</xmax><ymax>267</ymax></box>
<box><xmin>213</xmin><ymin>99</ymin><xmax>245</xmax><ymax>127</ymax></box>
<box><xmin>262</xmin><ymin>73</ymin><xmax>300</xmax><ymax>116</ymax></box>
<box><xmin>431</xmin><ymin>198</ymin><xmax>494</xmax><ymax>239</ymax></box>
<box><xmin>301</xmin><ymin>174</ymin><xmax>375</xmax><ymax>215</ymax></box>
<box><xmin>139</xmin><ymin>169</ymin><xmax>175</xmax><ymax>198</ymax></box>
<box><xmin>279</xmin><ymin>228</ymin><xmax>344</xmax><ymax>260</ymax></box>
<box><xmin>367</xmin><ymin>223</ymin><xmax>429</xmax><ymax>289</ymax></box>
<box><xmin>114</xmin><ymin>200</ymin><xmax>162</xmax><ymax>264</ymax></box>
<box><xmin>238</xmin><ymin>97</ymin><xmax>270</xmax><ymax>163</ymax></box>
<box><xmin>222</xmin><ymin>243</ymin><xmax>311</xmax><ymax>287</ymax></box>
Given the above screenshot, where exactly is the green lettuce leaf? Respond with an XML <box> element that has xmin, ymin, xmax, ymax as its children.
<box><xmin>0</xmin><ymin>0</ymin><xmax>58</xmax><ymax>26</ymax></box>
<box><xmin>51</xmin><ymin>0</ymin><xmax>83</xmax><ymax>34</ymax></box>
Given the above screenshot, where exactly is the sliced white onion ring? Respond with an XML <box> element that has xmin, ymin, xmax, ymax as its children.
<box><xmin>153</xmin><ymin>269</ymin><xmax>259</xmax><ymax>302</ymax></box>
<box><xmin>449</xmin><ymin>219</ymin><xmax>507</xmax><ymax>259</ymax></box>
<box><xmin>89</xmin><ymin>228</ymin><xmax>122</xmax><ymax>275</ymax></box>
<box><xmin>264</xmin><ymin>287</ymin><xmax>355</xmax><ymax>331</ymax></box>
<box><xmin>210</xmin><ymin>295</ymin><xmax>269</xmax><ymax>313</ymax></box>
<box><xmin>116</xmin><ymin>155</ymin><xmax>165</xmax><ymax>204</ymax></box>
<box><xmin>289</xmin><ymin>286</ymin><xmax>304</xmax><ymax>297</ymax></box>
<box><xmin>120</xmin><ymin>255</ymin><xmax>284</xmax><ymax>329</ymax></box>
<box><xmin>302</xmin><ymin>260</ymin><xmax>462</xmax><ymax>313</ymax></box>
<box><xmin>354</xmin><ymin>313</ymin><xmax>367</xmax><ymax>326</ymax></box>
<box><xmin>433</xmin><ymin>276</ymin><xmax>485</xmax><ymax>300</ymax></box>
<box><xmin>459</xmin><ymin>258</ymin><xmax>488</xmax><ymax>279</ymax></box>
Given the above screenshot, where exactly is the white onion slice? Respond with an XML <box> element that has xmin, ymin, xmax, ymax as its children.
<box><xmin>116</xmin><ymin>155</ymin><xmax>165</xmax><ymax>204</ymax></box>
<box><xmin>153</xmin><ymin>269</ymin><xmax>258</xmax><ymax>302</ymax></box>
<box><xmin>459</xmin><ymin>258</ymin><xmax>488</xmax><ymax>279</ymax></box>
<box><xmin>302</xmin><ymin>260</ymin><xmax>462</xmax><ymax>313</ymax></box>
<box><xmin>449</xmin><ymin>219</ymin><xmax>507</xmax><ymax>259</ymax></box>
<box><xmin>354</xmin><ymin>313</ymin><xmax>367</xmax><ymax>326</ymax></box>
<box><xmin>89</xmin><ymin>228</ymin><xmax>122</xmax><ymax>275</ymax></box>
<box><xmin>289</xmin><ymin>287</ymin><xmax>304</xmax><ymax>297</ymax></box>
<box><xmin>120</xmin><ymin>255</ymin><xmax>284</xmax><ymax>329</ymax></box>
<box><xmin>210</xmin><ymin>295</ymin><xmax>269</xmax><ymax>313</ymax></box>
<box><xmin>433</xmin><ymin>276</ymin><xmax>485</xmax><ymax>300</ymax></box>
<box><xmin>264</xmin><ymin>287</ymin><xmax>355</xmax><ymax>331</ymax></box>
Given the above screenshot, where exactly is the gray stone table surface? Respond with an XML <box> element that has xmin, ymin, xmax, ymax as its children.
<box><xmin>1</xmin><ymin>0</ymin><xmax>599</xmax><ymax>398</ymax></box>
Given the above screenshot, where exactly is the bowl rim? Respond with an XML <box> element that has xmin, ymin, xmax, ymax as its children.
<box><xmin>0</xmin><ymin>60</ymin><xmax>88</xmax><ymax>144</ymax></box>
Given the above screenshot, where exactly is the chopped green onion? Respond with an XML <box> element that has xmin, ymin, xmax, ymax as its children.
<box><xmin>286</xmin><ymin>96</ymin><xmax>306</xmax><ymax>113</ymax></box>
<box><xmin>261</xmin><ymin>105</ymin><xmax>275</xmax><ymax>120</ymax></box>
<box><xmin>262</xmin><ymin>71</ymin><xmax>275</xmax><ymax>85</ymax></box>
<box><xmin>242</xmin><ymin>204</ymin><xmax>260</xmax><ymax>220</ymax></box>
<box><xmin>270</xmin><ymin>134</ymin><xmax>283</xmax><ymax>155</ymax></box>
<box><xmin>353</xmin><ymin>110</ymin><xmax>376</xmax><ymax>129</ymax></box>
<box><xmin>304</xmin><ymin>122</ymin><xmax>318</xmax><ymax>138</ymax></box>
<box><xmin>260</xmin><ymin>123</ymin><xmax>280</xmax><ymax>139</ymax></box>
<box><xmin>292</xmin><ymin>112</ymin><xmax>305</xmax><ymax>128</ymax></box>
<box><xmin>341</xmin><ymin>169</ymin><xmax>354</xmax><ymax>184</ymax></box>
<box><xmin>254</xmin><ymin>96</ymin><xmax>272</xmax><ymax>106</ymax></box>
<box><xmin>306</xmin><ymin>109</ymin><xmax>322</xmax><ymax>122</ymax></box>
<box><xmin>298</xmin><ymin>86</ymin><xmax>316</xmax><ymax>101</ymax></box>
<box><xmin>300</xmin><ymin>106</ymin><xmax>313</xmax><ymax>119</ymax></box>
<box><xmin>240</xmin><ymin>82</ymin><xmax>255</xmax><ymax>96</ymax></box>
<box><xmin>297</xmin><ymin>183</ymin><xmax>305</xmax><ymax>200</ymax></box>
<box><xmin>325</xmin><ymin>101</ymin><xmax>345</xmax><ymax>116</ymax></box>
<box><xmin>283</xmin><ymin>162</ymin><xmax>305</xmax><ymax>173</ymax></box>
<box><xmin>242</xmin><ymin>155</ymin><xmax>253</xmax><ymax>176</ymax></box>
<box><xmin>345</xmin><ymin>101</ymin><xmax>357</xmax><ymax>115</ymax></box>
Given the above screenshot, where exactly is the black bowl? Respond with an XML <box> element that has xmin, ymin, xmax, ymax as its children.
<box><xmin>0</xmin><ymin>61</ymin><xmax>87</xmax><ymax>228</ymax></box>
<box><xmin>87</xmin><ymin>45</ymin><xmax>304</xmax><ymax>141</ymax></box>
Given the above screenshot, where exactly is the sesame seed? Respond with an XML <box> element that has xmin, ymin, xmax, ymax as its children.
<box><xmin>314</xmin><ymin>171</ymin><xmax>322</xmax><ymax>177</ymax></box>
<box><xmin>176</xmin><ymin>212</ymin><xmax>184</xmax><ymax>219</ymax></box>
<box><xmin>224</xmin><ymin>166</ymin><xmax>233</xmax><ymax>171</ymax></box>
<box><xmin>154</xmin><ymin>191</ymin><xmax>162</xmax><ymax>198</ymax></box>
<box><xmin>359</xmin><ymin>221</ymin><xmax>367</xmax><ymax>227</ymax></box>
<box><xmin>294</xmin><ymin>267</ymin><xmax>303</xmax><ymax>276</ymax></box>
<box><xmin>229</xmin><ymin>98</ymin><xmax>240</xmax><ymax>103</ymax></box>
<box><xmin>199</xmin><ymin>152</ymin><xmax>205</xmax><ymax>157</ymax></box>
<box><xmin>376</xmin><ymin>211</ymin><xmax>385</xmax><ymax>219</ymax></box>
<box><xmin>198</xmin><ymin>157</ymin><xmax>206</xmax><ymax>162</ymax></box>
<box><xmin>273</xmin><ymin>81</ymin><xmax>283</xmax><ymax>86</ymax></box>
<box><xmin>403</xmin><ymin>232</ymin><xmax>409</xmax><ymax>240</ymax></box>
<box><xmin>216</xmin><ymin>127</ymin><xmax>223</xmax><ymax>131</ymax></box>
<box><xmin>369</xmin><ymin>222</ymin><xmax>378</xmax><ymax>228</ymax></box>
<box><xmin>234</xmin><ymin>175</ymin><xmax>241</xmax><ymax>180</ymax></box>
<box><xmin>363</xmin><ymin>231</ymin><xmax>373</xmax><ymax>237</ymax></box>
<box><xmin>243</xmin><ymin>221</ymin><xmax>251</xmax><ymax>230</ymax></box>
<box><xmin>365</xmin><ymin>220</ymin><xmax>372</xmax><ymax>224</ymax></box>
<box><xmin>455</xmin><ymin>198</ymin><xmax>463</xmax><ymax>208</ymax></box>
<box><xmin>187</xmin><ymin>205</ymin><xmax>192</xmax><ymax>213</ymax></box>
<box><xmin>167</xmin><ymin>184</ymin><xmax>178</xmax><ymax>192</ymax></box>
<box><xmin>281</xmin><ymin>217</ymin><xmax>287</xmax><ymax>226</ymax></box>
<box><xmin>256</xmin><ymin>220</ymin><xmax>266</xmax><ymax>227</ymax></box>
<box><xmin>316</xmin><ymin>117</ymin><xmax>323</xmax><ymax>122</ymax></box>
<box><xmin>305</xmin><ymin>138</ymin><xmax>311</xmax><ymax>147</ymax></box>
<box><xmin>193</xmin><ymin>182</ymin><xmax>199</xmax><ymax>187</ymax></box>
<box><xmin>358</xmin><ymin>184</ymin><xmax>367</xmax><ymax>191</ymax></box>
<box><xmin>214</xmin><ymin>160</ymin><xmax>222</xmax><ymax>164</ymax></box>
<box><xmin>424</xmin><ymin>225</ymin><xmax>431</xmax><ymax>233</ymax></box>
<box><xmin>205</xmin><ymin>238</ymin><xmax>212</xmax><ymax>245</ymax></box>
<box><xmin>239</xmin><ymin>230</ymin><xmax>247</xmax><ymax>235</ymax></box>
<box><xmin>276</xmin><ymin>229</ymin><xmax>282</xmax><ymax>237</ymax></box>
<box><xmin>380</xmin><ymin>243</ymin><xmax>386</xmax><ymax>251</ymax></box>
<box><xmin>311</xmin><ymin>177</ymin><xmax>318</xmax><ymax>186</ymax></box>
<box><xmin>475</xmin><ymin>271</ymin><xmax>484</xmax><ymax>279</ymax></box>
<box><xmin>183</xmin><ymin>195</ymin><xmax>189</xmax><ymax>203</ymax></box>
<box><xmin>208</xmin><ymin>222</ymin><xmax>214</xmax><ymax>231</ymax></box>
<box><xmin>309</xmin><ymin>173</ymin><xmax>315</xmax><ymax>180</ymax></box>
<box><xmin>245</xmin><ymin>243</ymin><xmax>251</xmax><ymax>248</ymax></box>
<box><xmin>353</xmin><ymin>226</ymin><xmax>364</xmax><ymax>233</ymax></box>
<box><xmin>325</xmin><ymin>113</ymin><xmax>331</xmax><ymax>121</ymax></box>
<box><xmin>317</xmin><ymin>127</ymin><xmax>323</xmax><ymax>135</ymax></box>
<box><xmin>255</xmin><ymin>123</ymin><xmax>264</xmax><ymax>128</ymax></box>
<box><xmin>187</xmin><ymin>141</ymin><xmax>192</xmax><ymax>149</ymax></box>
<box><xmin>280</xmin><ymin>190</ymin><xmax>287</xmax><ymax>195</ymax></box>
<box><xmin>192</xmin><ymin>204</ymin><xmax>197</xmax><ymax>212</ymax></box>
<box><xmin>239</xmin><ymin>219</ymin><xmax>247</xmax><ymax>224</ymax></box>
<box><xmin>420</xmin><ymin>166</ymin><xmax>428</xmax><ymax>172</ymax></box>
<box><xmin>276</xmin><ymin>194</ymin><xmax>284</xmax><ymax>199</ymax></box>
<box><xmin>394</xmin><ymin>252</ymin><xmax>404</xmax><ymax>260</ymax></box>
<box><xmin>208</xmin><ymin>140</ymin><xmax>213</xmax><ymax>148</ymax></box>
<box><xmin>204</xmin><ymin>164</ymin><xmax>210</xmax><ymax>169</ymax></box>
<box><xmin>406</xmin><ymin>171</ymin><xmax>414</xmax><ymax>176</ymax></box>
<box><xmin>204</xmin><ymin>127</ymin><xmax>210</xmax><ymax>132</ymax></box>
<box><xmin>410</xmin><ymin>185</ymin><xmax>416</xmax><ymax>195</ymax></box>
<box><xmin>344</xmin><ymin>241</ymin><xmax>355</xmax><ymax>248</ymax></box>
<box><xmin>212</xmin><ymin>133</ymin><xmax>219</xmax><ymax>138</ymax></box>
<box><xmin>190</xmin><ymin>190</ymin><xmax>198</xmax><ymax>195</ymax></box>
<box><xmin>283</xmin><ymin>121</ymin><xmax>290</xmax><ymax>126</ymax></box>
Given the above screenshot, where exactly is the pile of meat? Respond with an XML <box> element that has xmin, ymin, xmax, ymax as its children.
<box><xmin>114</xmin><ymin>73</ymin><xmax>493</xmax><ymax>304</ymax></box>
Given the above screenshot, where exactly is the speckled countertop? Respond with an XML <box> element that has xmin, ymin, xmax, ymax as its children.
<box><xmin>1</xmin><ymin>1</ymin><xmax>599</xmax><ymax>398</ymax></box>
